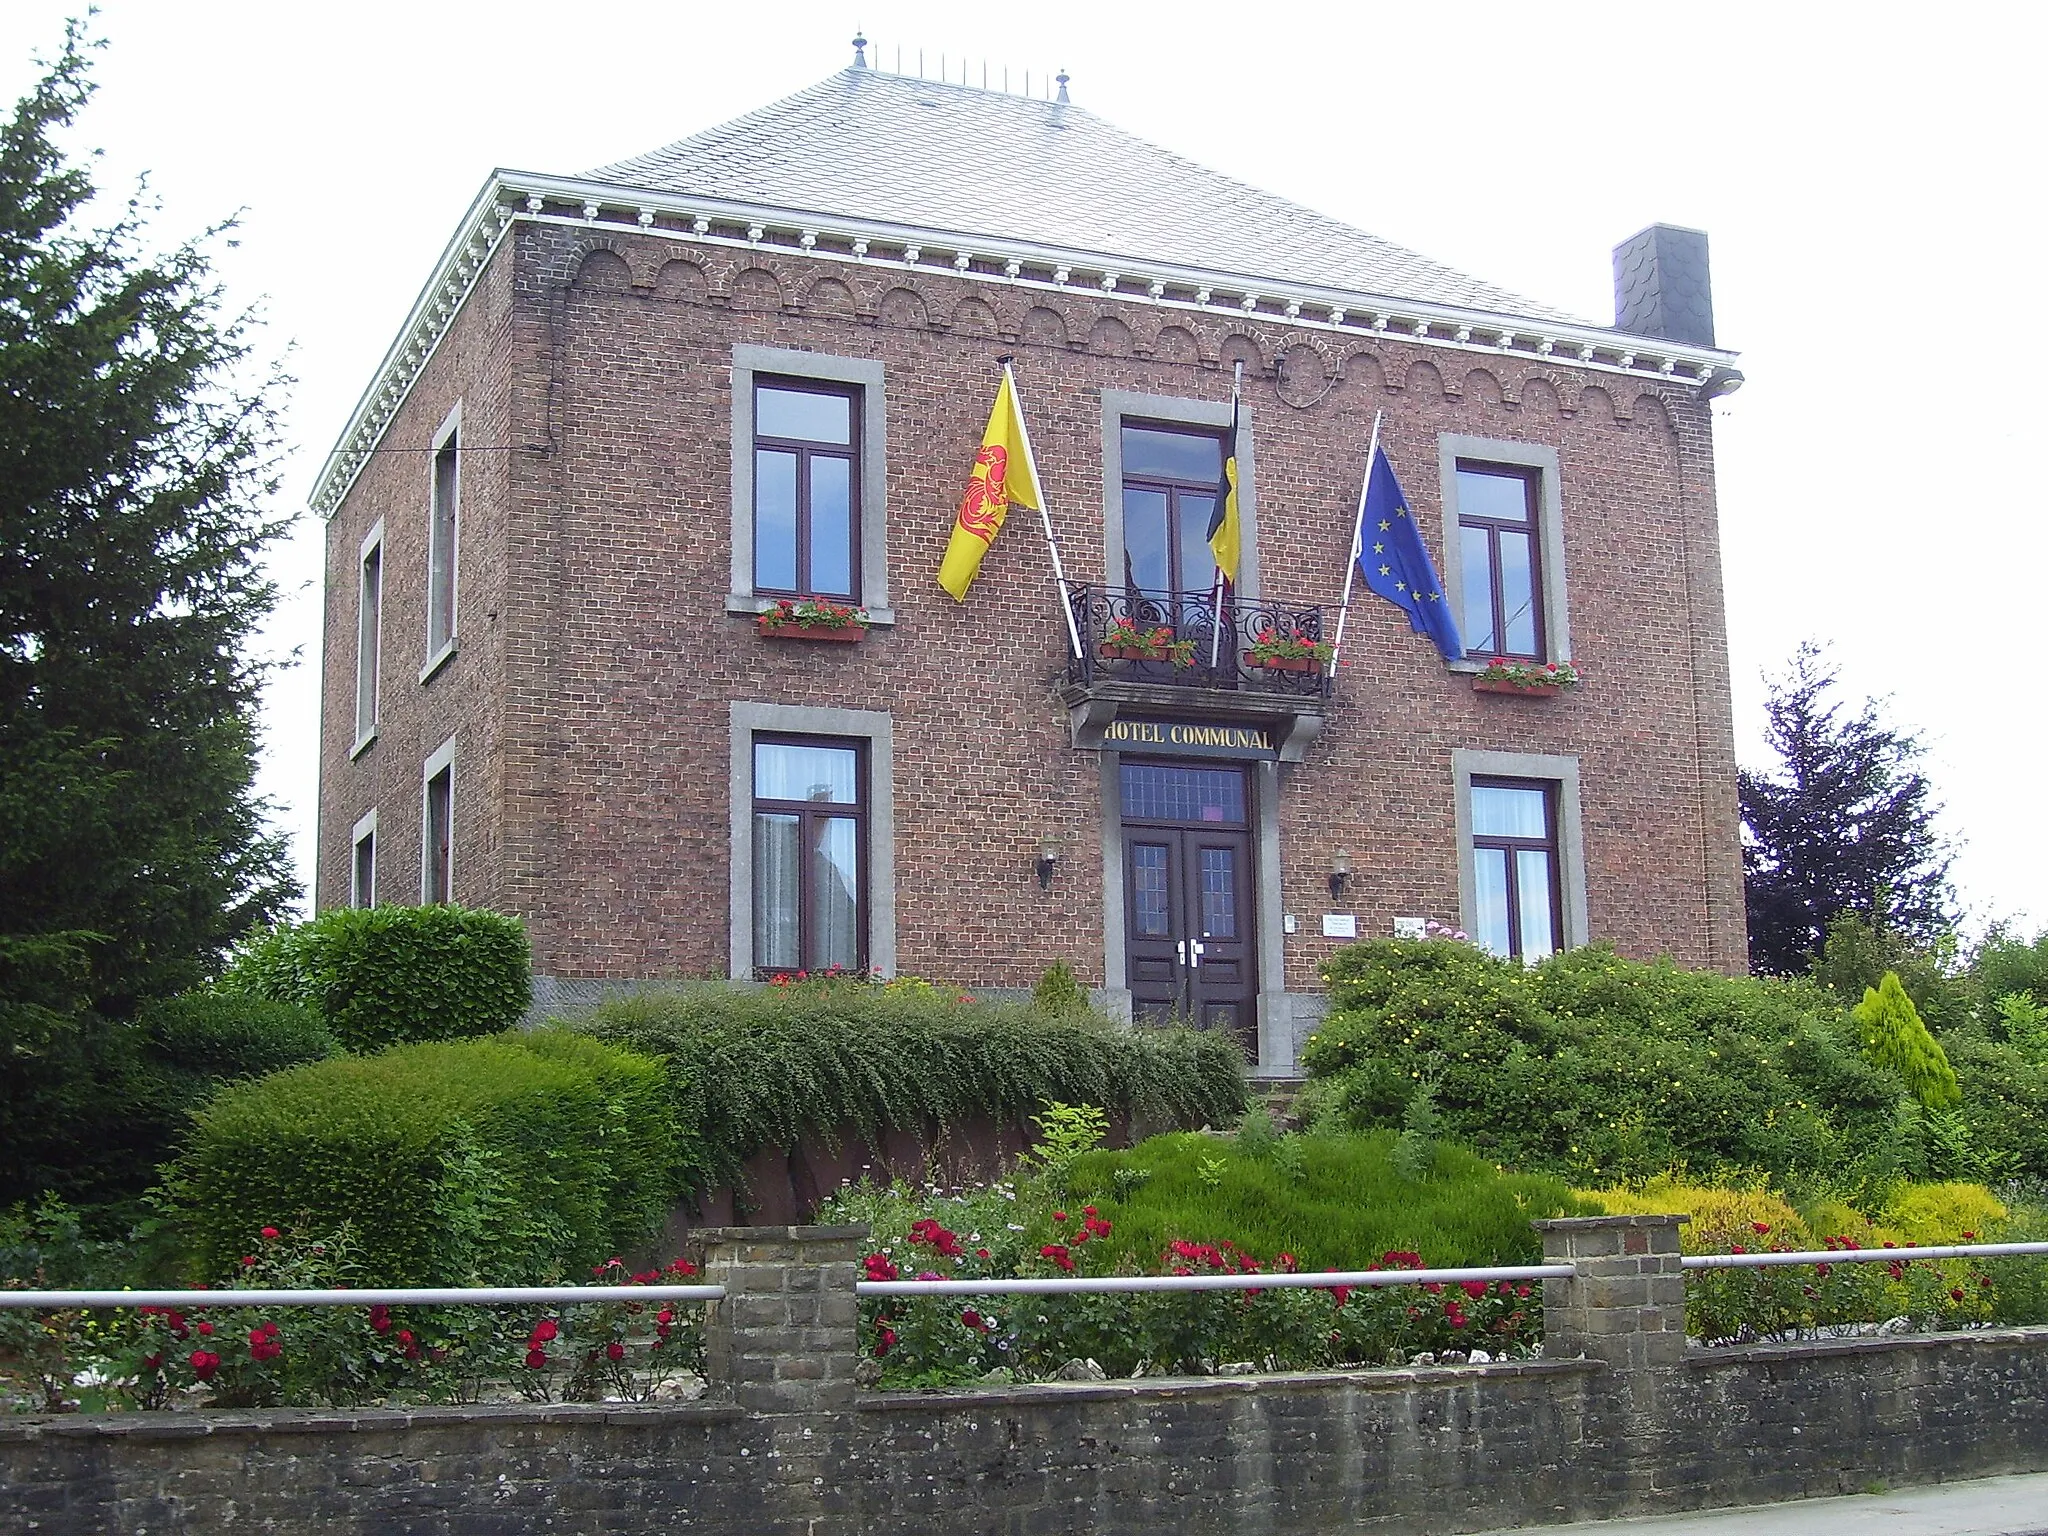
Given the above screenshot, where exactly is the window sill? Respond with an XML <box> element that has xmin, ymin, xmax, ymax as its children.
<box><xmin>727</xmin><ymin>594</ymin><xmax>895</xmax><ymax>628</ymax></box>
<box><xmin>1446</xmin><ymin>655</ymin><xmax>1559</xmax><ymax>676</ymax></box>
<box><xmin>350</xmin><ymin>728</ymin><xmax>378</xmax><ymax>761</ymax></box>
<box><xmin>419</xmin><ymin>641</ymin><xmax>457</xmax><ymax>685</ymax></box>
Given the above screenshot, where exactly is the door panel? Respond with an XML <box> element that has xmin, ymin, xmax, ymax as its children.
<box><xmin>1121</xmin><ymin>770</ymin><xmax>1257</xmax><ymax>1058</ymax></box>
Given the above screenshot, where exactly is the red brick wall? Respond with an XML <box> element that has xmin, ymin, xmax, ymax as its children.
<box><xmin>318</xmin><ymin>220</ymin><xmax>1747</xmax><ymax>997</ymax></box>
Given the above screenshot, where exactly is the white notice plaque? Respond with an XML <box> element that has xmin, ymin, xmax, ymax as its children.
<box><xmin>1321</xmin><ymin>913</ymin><xmax>1358</xmax><ymax>939</ymax></box>
<box><xmin>1392</xmin><ymin>916</ymin><xmax>1428</xmax><ymax>939</ymax></box>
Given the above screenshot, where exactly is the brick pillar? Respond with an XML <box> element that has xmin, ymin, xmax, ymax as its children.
<box><xmin>693</xmin><ymin>1224</ymin><xmax>867</xmax><ymax>1413</ymax></box>
<box><xmin>1533</xmin><ymin>1214</ymin><xmax>1687</xmax><ymax>1410</ymax></box>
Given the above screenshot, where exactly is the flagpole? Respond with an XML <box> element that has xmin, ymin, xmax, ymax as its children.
<box><xmin>1002</xmin><ymin>357</ymin><xmax>1084</xmax><ymax>660</ymax></box>
<box><xmin>1327</xmin><ymin>410</ymin><xmax>1384</xmax><ymax>674</ymax></box>
<box><xmin>1208</xmin><ymin>361</ymin><xmax>1243</xmax><ymax>671</ymax></box>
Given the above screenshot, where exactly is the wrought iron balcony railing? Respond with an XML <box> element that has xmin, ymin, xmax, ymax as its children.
<box><xmin>1063</xmin><ymin>584</ymin><xmax>1334</xmax><ymax>698</ymax></box>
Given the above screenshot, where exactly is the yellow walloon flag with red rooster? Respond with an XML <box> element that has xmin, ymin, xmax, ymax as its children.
<box><xmin>937</xmin><ymin>366</ymin><xmax>1044</xmax><ymax>601</ymax></box>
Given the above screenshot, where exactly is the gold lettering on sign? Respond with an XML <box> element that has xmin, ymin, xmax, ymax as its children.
<box><xmin>1104</xmin><ymin>718</ymin><xmax>1276</xmax><ymax>755</ymax></box>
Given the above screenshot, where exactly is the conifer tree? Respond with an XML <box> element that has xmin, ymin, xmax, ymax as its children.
<box><xmin>1853</xmin><ymin>971</ymin><xmax>1961</xmax><ymax>1111</ymax></box>
<box><xmin>1739</xmin><ymin>644</ymin><xmax>1954</xmax><ymax>976</ymax></box>
<box><xmin>0</xmin><ymin>23</ymin><xmax>296</xmax><ymax>1033</ymax></box>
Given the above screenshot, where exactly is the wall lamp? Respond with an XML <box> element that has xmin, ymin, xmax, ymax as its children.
<box><xmin>1036</xmin><ymin>840</ymin><xmax>1061</xmax><ymax>890</ymax></box>
<box><xmin>1328</xmin><ymin>849</ymin><xmax>1352</xmax><ymax>901</ymax></box>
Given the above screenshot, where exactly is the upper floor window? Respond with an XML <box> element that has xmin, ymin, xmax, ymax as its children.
<box><xmin>1120</xmin><ymin>423</ymin><xmax>1222</xmax><ymax>601</ymax></box>
<box><xmin>751</xmin><ymin>735</ymin><xmax>865</xmax><ymax>976</ymax></box>
<box><xmin>354</xmin><ymin>525</ymin><xmax>383</xmax><ymax>749</ymax></box>
<box><xmin>426</xmin><ymin>411</ymin><xmax>460</xmax><ymax>664</ymax></box>
<box><xmin>1469</xmin><ymin>777</ymin><xmax>1561</xmax><ymax>960</ymax></box>
<box><xmin>1455</xmin><ymin>461</ymin><xmax>1544</xmax><ymax>660</ymax></box>
<box><xmin>753</xmin><ymin>379</ymin><xmax>860</xmax><ymax>601</ymax></box>
<box><xmin>350</xmin><ymin>810</ymin><xmax>377</xmax><ymax>908</ymax></box>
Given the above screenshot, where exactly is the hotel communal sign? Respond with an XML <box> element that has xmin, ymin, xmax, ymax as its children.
<box><xmin>1100</xmin><ymin>716</ymin><xmax>1280</xmax><ymax>761</ymax></box>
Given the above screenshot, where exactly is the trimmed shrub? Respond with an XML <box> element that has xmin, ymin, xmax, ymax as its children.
<box><xmin>1031</xmin><ymin>962</ymin><xmax>1089</xmax><ymax>1018</ymax></box>
<box><xmin>1855</xmin><ymin>971</ymin><xmax>1961</xmax><ymax>1109</ymax></box>
<box><xmin>221</xmin><ymin>905</ymin><xmax>531</xmax><ymax>1052</ymax></box>
<box><xmin>566</xmin><ymin>981</ymin><xmax>1246</xmax><ymax>1200</ymax></box>
<box><xmin>1302</xmin><ymin>939</ymin><xmax>1923</xmax><ymax>1193</ymax></box>
<box><xmin>168</xmin><ymin>1030</ymin><xmax>673</xmax><ymax>1284</ymax></box>
<box><xmin>1947</xmin><ymin>1034</ymin><xmax>2048</xmax><ymax>1181</ymax></box>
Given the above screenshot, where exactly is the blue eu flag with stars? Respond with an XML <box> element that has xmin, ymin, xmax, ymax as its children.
<box><xmin>1356</xmin><ymin>442</ymin><xmax>1463</xmax><ymax>661</ymax></box>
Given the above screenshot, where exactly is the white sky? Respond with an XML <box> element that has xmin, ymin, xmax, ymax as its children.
<box><xmin>4</xmin><ymin>1</ymin><xmax>2042</xmax><ymax>937</ymax></box>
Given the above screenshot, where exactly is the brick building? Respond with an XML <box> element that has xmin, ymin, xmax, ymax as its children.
<box><xmin>314</xmin><ymin>52</ymin><xmax>1747</xmax><ymax>1072</ymax></box>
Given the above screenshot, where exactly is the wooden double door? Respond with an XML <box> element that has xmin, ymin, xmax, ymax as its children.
<box><xmin>1120</xmin><ymin>760</ymin><xmax>1257</xmax><ymax>1056</ymax></box>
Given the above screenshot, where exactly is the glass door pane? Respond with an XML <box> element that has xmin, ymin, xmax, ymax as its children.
<box><xmin>810</xmin><ymin>815</ymin><xmax>860</xmax><ymax>971</ymax></box>
<box><xmin>1473</xmin><ymin>846</ymin><xmax>1511</xmax><ymax>957</ymax></box>
<box><xmin>1516</xmin><ymin>848</ymin><xmax>1557</xmax><ymax>958</ymax></box>
<box><xmin>752</xmin><ymin>812</ymin><xmax>800</xmax><ymax>970</ymax></box>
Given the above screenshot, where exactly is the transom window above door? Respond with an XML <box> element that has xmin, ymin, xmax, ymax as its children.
<box><xmin>753</xmin><ymin>379</ymin><xmax>860</xmax><ymax>600</ymax></box>
<box><xmin>1120</xmin><ymin>423</ymin><xmax>1223</xmax><ymax>600</ymax></box>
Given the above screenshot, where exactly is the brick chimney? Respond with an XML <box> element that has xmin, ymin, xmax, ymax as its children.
<box><xmin>1612</xmin><ymin>224</ymin><xmax>1715</xmax><ymax>348</ymax></box>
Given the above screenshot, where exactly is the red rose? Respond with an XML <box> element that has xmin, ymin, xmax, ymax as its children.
<box><xmin>189</xmin><ymin>1349</ymin><xmax>220</xmax><ymax>1381</ymax></box>
<box><xmin>142</xmin><ymin>1353</ymin><xmax>163</xmax><ymax>1372</ymax></box>
<box><xmin>196</xmin><ymin>1322</ymin><xmax>214</xmax><ymax>1337</ymax></box>
<box><xmin>1752</xmin><ymin>1222</ymin><xmax>1771</xmax><ymax>1236</ymax></box>
<box><xmin>240</xmin><ymin>1255</ymin><xmax>257</xmax><ymax>1268</ymax></box>
<box><xmin>606</xmin><ymin>1340</ymin><xmax>626</xmax><ymax>1362</ymax></box>
<box><xmin>961</xmin><ymin>1309</ymin><xmax>984</xmax><ymax>1331</ymax></box>
<box><xmin>369</xmin><ymin>1306</ymin><xmax>392</xmax><ymax>1334</ymax></box>
<box><xmin>260</xmin><ymin>1226</ymin><xmax>280</xmax><ymax>1240</ymax></box>
<box><xmin>1460</xmin><ymin>1280</ymin><xmax>1488</xmax><ymax>1299</ymax></box>
<box><xmin>1951</xmin><ymin>1289</ymin><xmax>1966</xmax><ymax>1303</ymax></box>
<box><xmin>530</xmin><ymin>1318</ymin><xmax>559</xmax><ymax>1343</ymax></box>
<box><xmin>656</xmin><ymin>1309</ymin><xmax>674</xmax><ymax>1326</ymax></box>
<box><xmin>525</xmin><ymin>1347</ymin><xmax>547</xmax><ymax>1370</ymax></box>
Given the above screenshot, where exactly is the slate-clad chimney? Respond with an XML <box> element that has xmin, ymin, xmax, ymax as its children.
<box><xmin>1612</xmin><ymin>224</ymin><xmax>1715</xmax><ymax>348</ymax></box>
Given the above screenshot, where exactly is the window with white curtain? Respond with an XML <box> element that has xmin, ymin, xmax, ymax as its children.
<box><xmin>751</xmin><ymin>737</ymin><xmax>864</xmax><ymax>976</ymax></box>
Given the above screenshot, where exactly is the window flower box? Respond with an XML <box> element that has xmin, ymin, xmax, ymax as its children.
<box><xmin>1100</xmin><ymin>620</ymin><xmax>1196</xmax><ymax>667</ymax></box>
<box><xmin>1243</xmin><ymin>629</ymin><xmax>1333</xmax><ymax>674</ymax></box>
<box><xmin>1470</xmin><ymin>657</ymin><xmax>1578</xmax><ymax>695</ymax></box>
<box><xmin>756</xmin><ymin>598</ymin><xmax>870</xmax><ymax>641</ymax></box>
<box><xmin>1245</xmin><ymin>652</ymin><xmax>1323</xmax><ymax>674</ymax></box>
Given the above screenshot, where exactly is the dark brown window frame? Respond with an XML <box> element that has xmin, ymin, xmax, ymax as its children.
<box><xmin>750</xmin><ymin>732</ymin><xmax>869</xmax><ymax>977</ymax></box>
<box><xmin>1120</xmin><ymin>420</ymin><xmax>1227</xmax><ymax>601</ymax></box>
<box><xmin>752</xmin><ymin>377</ymin><xmax>863</xmax><ymax>602</ymax></box>
<box><xmin>1455</xmin><ymin>460</ymin><xmax>1545</xmax><ymax>661</ymax></box>
<box><xmin>1470</xmin><ymin>775</ymin><xmax>1562</xmax><ymax>961</ymax></box>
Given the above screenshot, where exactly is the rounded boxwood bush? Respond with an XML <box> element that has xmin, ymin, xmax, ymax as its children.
<box><xmin>221</xmin><ymin>904</ymin><xmax>531</xmax><ymax>1052</ymax></box>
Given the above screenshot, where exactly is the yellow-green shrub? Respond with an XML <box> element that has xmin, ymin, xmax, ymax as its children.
<box><xmin>1880</xmin><ymin>1182</ymin><xmax>2007</xmax><ymax>1244</ymax></box>
<box><xmin>1578</xmin><ymin>1176</ymin><xmax>1811</xmax><ymax>1252</ymax></box>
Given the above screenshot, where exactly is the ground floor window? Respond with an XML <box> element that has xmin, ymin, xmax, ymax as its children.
<box><xmin>751</xmin><ymin>735</ymin><xmax>865</xmax><ymax>975</ymax></box>
<box><xmin>1469</xmin><ymin>777</ymin><xmax>1561</xmax><ymax>959</ymax></box>
<box><xmin>350</xmin><ymin>809</ymin><xmax>377</xmax><ymax>907</ymax></box>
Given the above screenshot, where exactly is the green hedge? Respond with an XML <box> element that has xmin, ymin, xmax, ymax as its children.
<box><xmin>168</xmin><ymin>1029</ymin><xmax>672</xmax><ymax>1284</ymax></box>
<box><xmin>1302</xmin><ymin>940</ymin><xmax>1929</xmax><ymax>1194</ymax></box>
<box><xmin>220</xmin><ymin>904</ymin><xmax>531</xmax><ymax>1052</ymax></box>
<box><xmin>567</xmin><ymin>983</ymin><xmax>1247</xmax><ymax>1200</ymax></box>
<box><xmin>1066</xmin><ymin>1129</ymin><xmax>1594</xmax><ymax>1271</ymax></box>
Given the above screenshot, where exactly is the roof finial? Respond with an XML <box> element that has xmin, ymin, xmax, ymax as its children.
<box><xmin>851</xmin><ymin>30</ymin><xmax>867</xmax><ymax>68</ymax></box>
<box><xmin>1055</xmin><ymin>68</ymin><xmax>1070</xmax><ymax>104</ymax></box>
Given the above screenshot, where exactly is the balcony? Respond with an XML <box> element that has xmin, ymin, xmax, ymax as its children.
<box><xmin>1058</xmin><ymin>584</ymin><xmax>1332</xmax><ymax>762</ymax></box>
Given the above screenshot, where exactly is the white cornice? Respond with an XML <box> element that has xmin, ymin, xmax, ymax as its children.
<box><xmin>309</xmin><ymin>171</ymin><xmax>1744</xmax><ymax>519</ymax></box>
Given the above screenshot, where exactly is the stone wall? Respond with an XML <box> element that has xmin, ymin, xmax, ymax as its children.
<box><xmin>9</xmin><ymin>1219</ymin><xmax>2046</xmax><ymax>1535</ymax></box>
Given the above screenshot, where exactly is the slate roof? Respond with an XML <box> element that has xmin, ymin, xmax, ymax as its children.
<box><xmin>586</xmin><ymin>67</ymin><xmax>1579</xmax><ymax>326</ymax></box>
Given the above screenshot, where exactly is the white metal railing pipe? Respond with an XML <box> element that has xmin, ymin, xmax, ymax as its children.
<box><xmin>859</xmin><ymin>1264</ymin><xmax>1573</xmax><ymax>1298</ymax></box>
<box><xmin>0</xmin><ymin>1285</ymin><xmax>726</xmax><ymax>1310</ymax></box>
<box><xmin>1683</xmin><ymin>1241</ymin><xmax>2048</xmax><ymax>1272</ymax></box>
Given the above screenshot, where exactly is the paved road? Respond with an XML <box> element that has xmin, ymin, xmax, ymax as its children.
<box><xmin>1466</xmin><ymin>1473</ymin><xmax>2048</xmax><ymax>1535</ymax></box>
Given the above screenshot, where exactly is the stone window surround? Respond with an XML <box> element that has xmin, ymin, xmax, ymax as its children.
<box><xmin>421</xmin><ymin>401</ymin><xmax>461</xmax><ymax>684</ymax></box>
<box><xmin>1436</xmin><ymin>433</ymin><xmax>1570</xmax><ymax>671</ymax></box>
<box><xmin>350</xmin><ymin>808</ymin><xmax>378</xmax><ymax>908</ymax></box>
<box><xmin>727</xmin><ymin>346</ymin><xmax>893</xmax><ymax>624</ymax></box>
<box><xmin>421</xmin><ymin>733</ymin><xmax>457</xmax><ymax>903</ymax></box>
<box><xmin>1450</xmin><ymin>748</ymin><xmax>1589</xmax><ymax>952</ymax></box>
<box><xmin>728</xmin><ymin>703</ymin><xmax>896</xmax><ymax>981</ymax></box>
<box><xmin>352</xmin><ymin>518</ymin><xmax>385</xmax><ymax>759</ymax></box>
<box><xmin>1098</xmin><ymin>390</ymin><xmax>1260</xmax><ymax>598</ymax></box>
<box><xmin>1096</xmin><ymin>754</ymin><xmax>1290</xmax><ymax>1072</ymax></box>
